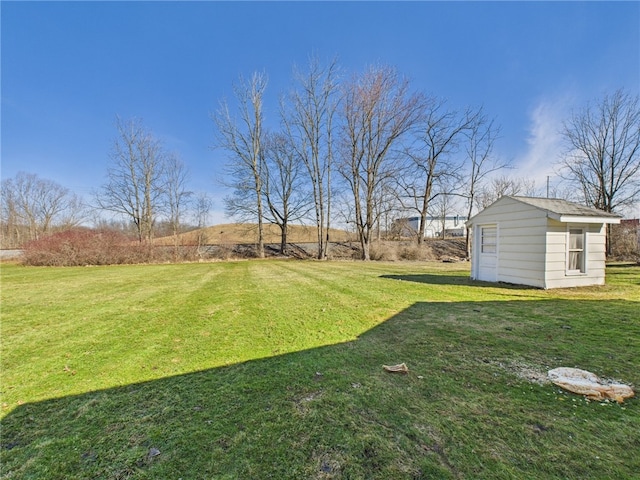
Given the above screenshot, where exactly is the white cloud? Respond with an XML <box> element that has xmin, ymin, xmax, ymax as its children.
<box><xmin>514</xmin><ymin>97</ymin><xmax>570</xmax><ymax>191</ymax></box>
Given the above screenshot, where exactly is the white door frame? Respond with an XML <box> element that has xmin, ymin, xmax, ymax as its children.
<box><xmin>474</xmin><ymin>223</ymin><xmax>498</xmax><ymax>282</ymax></box>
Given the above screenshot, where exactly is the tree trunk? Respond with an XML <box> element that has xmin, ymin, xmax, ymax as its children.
<box><xmin>359</xmin><ymin>225</ymin><xmax>371</xmax><ymax>261</ymax></box>
<box><xmin>417</xmin><ymin>180</ymin><xmax>432</xmax><ymax>245</ymax></box>
<box><xmin>465</xmin><ymin>200</ymin><xmax>474</xmax><ymax>259</ymax></box>
<box><xmin>279</xmin><ymin>220</ymin><xmax>287</xmax><ymax>254</ymax></box>
<box><xmin>256</xmin><ymin>196</ymin><xmax>265</xmax><ymax>258</ymax></box>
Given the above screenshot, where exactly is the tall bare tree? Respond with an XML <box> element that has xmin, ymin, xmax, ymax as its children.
<box><xmin>283</xmin><ymin>56</ymin><xmax>339</xmax><ymax>259</ymax></box>
<box><xmin>560</xmin><ymin>89</ymin><xmax>640</xmax><ymax>214</ymax></box>
<box><xmin>1</xmin><ymin>182</ymin><xmax>20</xmax><ymax>247</ymax></box>
<box><xmin>96</xmin><ymin>117</ymin><xmax>167</xmax><ymax>243</ymax></box>
<box><xmin>462</xmin><ymin>110</ymin><xmax>503</xmax><ymax>257</ymax></box>
<box><xmin>193</xmin><ymin>192</ymin><xmax>212</xmax><ymax>251</ymax></box>
<box><xmin>262</xmin><ymin>132</ymin><xmax>311</xmax><ymax>253</ymax></box>
<box><xmin>214</xmin><ymin>72</ymin><xmax>267</xmax><ymax>258</ymax></box>
<box><xmin>432</xmin><ymin>188</ymin><xmax>453</xmax><ymax>240</ymax></box>
<box><xmin>402</xmin><ymin>100</ymin><xmax>479</xmax><ymax>244</ymax></box>
<box><xmin>339</xmin><ymin>65</ymin><xmax>425</xmax><ymax>260</ymax></box>
<box><xmin>163</xmin><ymin>153</ymin><xmax>192</xmax><ymax>257</ymax></box>
<box><xmin>1</xmin><ymin>172</ymin><xmax>85</xmax><ymax>246</ymax></box>
<box><xmin>374</xmin><ymin>179</ymin><xmax>404</xmax><ymax>240</ymax></box>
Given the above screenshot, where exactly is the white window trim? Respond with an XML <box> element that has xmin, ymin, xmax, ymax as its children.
<box><xmin>566</xmin><ymin>225</ymin><xmax>587</xmax><ymax>276</ymax></box>
<box><xmin>480</xmin><ymin>225</ymin><xmax>498</xmax><ymax>254</ymax></box>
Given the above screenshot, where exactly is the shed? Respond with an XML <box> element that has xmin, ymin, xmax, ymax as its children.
<box><xmin>466</xmin><ymin>196</ymin><xmax>621</xmax><ymax>289</ymax></box>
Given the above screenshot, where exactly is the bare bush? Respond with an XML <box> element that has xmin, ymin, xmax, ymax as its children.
<box><xmin>214</xmin><ymin>244</ymin><xmax>236</xmax><ymax>260</ymax></box>
<box><xmin>23</xmin><ymin>230</ymin><xmax>140</xmax><ymax>266</ymax></box>
<box><xmin>610</xmin><ymin>222</ymin><xmax>640</xmax><ymax>262</ymax></box>
<box><xmin>398</xmin><ymin>243</ymin><xmax>437</xmax><ymax>261</ymax></box>
<box><xmin>366</xmin><ymin>241</ymin><xmax>440</xmax><ymax>261</ymax></box>
<box><xmin>22</xmin><ymin>229</ymin><xmax>202</xmax><ymax>266</ymax></box>
<box><xmin>369</xmin><ymin>241</ymin><xmax>399</xmax><ymax>262</ymax></box>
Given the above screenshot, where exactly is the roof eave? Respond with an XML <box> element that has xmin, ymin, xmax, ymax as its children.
<box><xmin>550</xmin><ymin>213</ymin><xmax>621</xmax><ymax>224</ymax></box>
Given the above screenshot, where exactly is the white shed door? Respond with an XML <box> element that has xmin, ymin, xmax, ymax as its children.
<box><xmin>477</xmin><ymin>225</ymin><xmax>497</xmax><ymax>282</ymax></box>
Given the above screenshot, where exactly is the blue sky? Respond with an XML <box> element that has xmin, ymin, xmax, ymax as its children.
<box><xmin>2</xmin><ymin>1</ymin><xmax>639</xmax><ymax>223</ymax></box>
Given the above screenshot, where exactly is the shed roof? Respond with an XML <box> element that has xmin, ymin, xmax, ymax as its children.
<box><xmin>468</xmin><ymin>196</ymin><xmax>622</xmax><ymax>225</ymax></box>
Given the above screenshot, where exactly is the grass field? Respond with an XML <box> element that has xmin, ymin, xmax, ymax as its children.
<box><xmin>1</xmin><ymin>260</ymin><xmax>639</xmax><ymax>479</ymax></box>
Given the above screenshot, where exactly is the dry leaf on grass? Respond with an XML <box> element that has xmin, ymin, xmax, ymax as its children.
<box><xmin>383</xmin><ymin>363</ymin><xmax>409</xmax><ymax>374</ymax></box>
<box><xmin>548</xmin><ymin>367</ymin><xmax>635</xmax><ymax>403</ymax></box>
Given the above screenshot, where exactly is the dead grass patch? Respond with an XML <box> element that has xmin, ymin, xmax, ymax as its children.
<box><xmin>490</xmin><ymin>359</ymin><xmax>551</xmax><ymax>385</ymax></box>
<box><xmin>293</xmin><ymin>390</ymin><xmax>324</xmax><ymax>416</ymax></box>
<box><xmin>308</xmin><ymin>449</ymin><xmax>345</xmax><ymax>479</ymax></box>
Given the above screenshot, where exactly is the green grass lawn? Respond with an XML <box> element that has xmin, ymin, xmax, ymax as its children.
<box><xmin>1</xmin><ymin>260</ymin><xmax>639</xmax><ymax>479</ymax></box>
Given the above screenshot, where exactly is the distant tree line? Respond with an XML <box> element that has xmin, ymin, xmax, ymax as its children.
<box><xmin>213</xmin><ymin>56</ymin><xmax>639</xmax><ymax>260</ymax></box>
<box><xmin>1</xmin><ymin>172</ymin><xmax>86</xmax><ymax>248</ymax></box>
<box><xmin>2</xmin><ymin>56</ymin><xmax>638</xmax><ymax>262</ymax></box>
<box><xmin>213</xmin><ymin>59</ymin><xmax>508</xmax><ymax>260</ymax></box>
<box><xmin>1</xmin><ymin>116</ymin><xmax>213</xmax><ymax>253</ymax></box>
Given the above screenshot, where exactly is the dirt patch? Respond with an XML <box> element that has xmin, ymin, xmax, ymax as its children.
<box><xmin>309</xmin><ymin>450</ymin><xmax>345</xmax><ymax>479</ymax></box>
<box><xmin>489</xmin><ymin>360</ymin><xmax>550</xmax><ymax>385</ymax></box>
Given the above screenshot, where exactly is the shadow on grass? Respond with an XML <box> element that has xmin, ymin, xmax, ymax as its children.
<box><xmin>380</xmin><ymin>273</ymin><xmax>539</xmax><ymax>290</ymax></box>
<box><xmin>607</xmin><ymin>262</ymin><xmax>640</xmax><ymax>268</ymax></box>
<box><xmin>1</xmin><ymin>299</ymin><xmax>639</xmax><ymax>479</ymax></box>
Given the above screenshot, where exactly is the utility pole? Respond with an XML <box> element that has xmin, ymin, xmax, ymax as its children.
<box><xmin>546</xmin><ymin>176</ymin><xmax>550</xmax><ymax>198</ymax></box>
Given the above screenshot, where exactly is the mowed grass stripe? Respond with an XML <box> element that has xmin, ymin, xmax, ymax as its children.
<box><xmin>2</xmin><ymin>264</ymin><xmax>234</xmax><ymax>402</ymax></box>
<box><xmin>1</xmin><ymin>261</ymin><xmax>441</xmax><ymax>407</ymax></box>
<box><xmin>1</xmin><ymin>265</ymin><xmax>220</xmax><ymax>396</ymax></box>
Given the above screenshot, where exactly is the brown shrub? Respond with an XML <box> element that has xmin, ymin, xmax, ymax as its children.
<box><xmin>21</xmin><ymin>229</ymin><xmax>204</xmax><ymax>266</ymax></box>
<box><xmin>366</xmin><ymin>241</ymin><xmax>440</xmax><ymax>261</ymax></box>
<box><xmin>610</xmin><ymin>222</ymin><xmax>640</xmax><ymax>262</ymax></box>
<box><xmin>398</xmin><ymin>243</ymin><xmax>437</xmax><ymax>261</ymax></box>
<box><xmin>369</xmin><ymin>241</ymin><xmax>398</xmax><ymax>261</ymax></box>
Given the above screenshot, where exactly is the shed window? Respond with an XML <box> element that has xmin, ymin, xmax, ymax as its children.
<box><xmin>567</xmin><ymin>228</ymin><xmax>585</xmax><ymax>273</ymax></box>
<box><xmin>481</xmin><ymin>226</ymin><xmax>497</xmax><ymax>253</ymax></box>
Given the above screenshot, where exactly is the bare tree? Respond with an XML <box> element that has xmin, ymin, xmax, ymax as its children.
<box><xmin>96</xmin><ymin>117</ymin><xmax>167</xmax><ymax>243</ymax></box>
<box><xmin>57</xmin><ymin>194</ymin><xmax>86</xmax><ymax>230</ymax></box>
<box><xmin>214</xmin><ymin>72</ymin><xmax>267</xmax><ymax>258</ymax></box>
<box><xmin>193</xmin><ymin>193</ymin><xmax>212</xmax><ymax>252</ymax></box>
<box><xmin>282</xmin><ymin>56</ymin><xmax>339</xmax><ymax>259</ymax></box>
<box><xmin>262</xmin><ymin>132</ymin><xmax>311</xmax><ymax>253</ymax></box>
<box><xmin>1</xmin><ymin>182</ymin><xmax>20</xmax><ymax>247</ymax></box>
<box><xmin>339</xmin><ymin>65</ymin><xmax>425</xmax><ymax>260</ymax></box>
<box><xmin>402</xmin><ymin>100</ymin><xmax>479</xmax><ymax>244</ymax></box>
<box><xmin>164</xmin><ymin>153</ymin><xmax>193</xmax><ymax>257</ymax></box>
<box><xmin>475</xmin><ymin>175</ymin><xmax>536</xmax><ymax>210</ymax></box>
<box><xmin>1</xmin><ymin>172</ymin><xmax>85</xmax><ymax>246</ymax></box>
<box><xmin>374</xmin><ymin>179</ymin><xmax>404</xmax><ymax>240</ymax></box>
<box><xmin>560</xmin><ymin>89</ymin><xmax>640</xmax><ymax>215</ymax></box>
<box><xmin>462</xmin><ymin>110</ymin><xmax>503</xmax><ymax>257</ymax></box>
<box><xmin>430</xmin><ymin>177</ymin><xmax>460</xmax><ymax>239</ymax></box>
